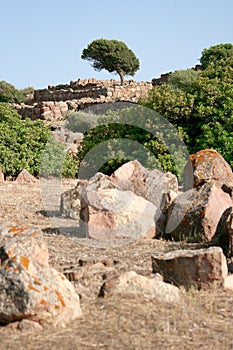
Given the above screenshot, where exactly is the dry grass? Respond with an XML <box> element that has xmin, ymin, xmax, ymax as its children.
<box><xmin>0</xmin><ymin>180</ymin><xmax>233</xmax><ymax>350</ymax></box>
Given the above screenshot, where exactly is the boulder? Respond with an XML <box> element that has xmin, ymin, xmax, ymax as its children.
<box><xmin>0</xmin><ymin>222</ymin><xmax>82</xmax><ymax>327</ymax></box>
<box><xmin>166</xmin><ymin>182</ymin><xmax>232</xmax><ymax>242</ymax></box>
<box><xmin>61</xmin><ymin>163</ymin><xmax>178</xmax><ymax>222</ymax></box>
<box><xmin>60</xmin><ymin>179</ymin><xmax>88</xmax><ymax>219</ymax></box>
<box><xmin>80</xmin><ymin>187</ymin><xmax>163</xmax><ymax>240</ymax></box>
<box><xmin>214</xmin><ymin>207</ymin><xmax>233</xmax><ymax>257</ymax></box>
<box><xmin>184</xmin><ymin>149</ymin><xmax>233</xmax><ymax>191</ymax></box>
<box><xmin>99</xmin><ymin>271</ymin><xmax>181</xmax><ymax>303</ymax></box>
<box><xmin>0</xmin><ymin>221</ymin><xmax>49</xmax><ymax>268</ymax></box>
<box><xmin>110</xmin><ymin>160</ymin><xmax>148</xmax><ymax>198</ymax></box>
<box><xmin>110</xmin><ymin>160</ymin><xmax>178</xmax><ymax>209</ymax></box>
<box><xmin>152</xmin><ymin>246</ymin><xmax>228</xmax><ymax>289</ymax></box>
<box><xmin>15</xmin><ymin>169</ymin><xmax>38</xmax><ymax>184</ymax></box>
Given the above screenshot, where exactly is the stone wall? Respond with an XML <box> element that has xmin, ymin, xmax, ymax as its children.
<box><xmin>14</xmin><ymin>79</ymin><xmax>152</xmax><ymax>121</ymax></box>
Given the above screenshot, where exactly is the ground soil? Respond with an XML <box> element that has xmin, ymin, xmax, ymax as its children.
<box><xmin>0</xmin><ymin>180</ymin><xmax>233</xmax><ymax>350</ymax></box>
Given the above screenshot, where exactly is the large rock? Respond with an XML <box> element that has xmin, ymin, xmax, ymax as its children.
<box><xmin>152</xmin><ymin>246</ymin><xmax>228</xmax><ymax>289</ymax></box>
<box><xmin>61</xmin><ymin>162</ymin><xmax>178</xmax><ymax>222</ymax></box>
<box><xmin>60</xmin><ymin>173</ymin><xmax>115</xmax><ymax>219</ymax></box>
<box><xmin>110</xmin><ymin>160</ymin><xmax>178</xmax><ymax>209</ymax></box>
<box><xmin>0</xmin><ymin>222</ymin><xmax>82</xmax><ymax>327</ymax></box>
<box><xmin>99</xmin><ymin>271</ymin><xmax>181</xmax><ymax>303</ymax></box>
<box><xmin>166</xmin><ymin>182</ymin><xmax>232</xmax><ymax>242</ymax></box>
<box><xmin>60</xmin><ymin>179</ymin><xmax>88</xmax><ymax>219</ymax></box>
<box><xmin>184</xmin><ymin>149</ymin><xmax>233</xmax><ymax>191</ymax></box>
<box><xmin>80</xmin><ymin>187</ymin><xmax>163</xmax><ymax>240</ymax></box>
<box><xmin>214</xmin><ymin>207</ymin><xmax>233</xmax><ymax>257</ymax></box>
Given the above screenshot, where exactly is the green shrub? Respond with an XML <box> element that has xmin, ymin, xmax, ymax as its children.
<box><xmin>0</xmin><ymin>103</ymin><xmax>78</xmax><ymax>178</ymax></box>
<box><xmin>141</xmin><ymin>44</ymin><xmax>233</xmax><ymax>168</ymax></box>
<box><xmin>0</xmin><ymin>81</ymin><xmax>34</xmax><ymax>104</ymax></box>
<box><xmin>167</xmin><ymin>69</ymin><xmax>200</xmax><ymax>92</ymax></box>
<box><xmin>40</xmin><ymin>137</ymin><xmax>78</xmax><ymax>178</ymax></box>
<box><xmin>65</xmin><ymin>111</ymin><xmax>98</xmax><ymax>133</ymax></box>
<box><xmin>73</xmin><ymin>107</ymin><xmax>187</xmax><ymax>180</ymax></box>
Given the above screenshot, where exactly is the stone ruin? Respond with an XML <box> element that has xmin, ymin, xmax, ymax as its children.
<box><xmin>13</xmin><ymin>78</ymin><xmax>153</xmax><ymax>122</ymax></box>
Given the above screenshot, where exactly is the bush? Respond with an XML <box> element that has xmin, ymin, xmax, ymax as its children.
<box><xmin>0</xmin><ymin>81</ymin><xmax>34</xmax><ymax>104</ymax></box>
<box><xmin>40</xmin><ymin>137</ymin><xmax>78</xmax><ymax>178</ymax></box>
<box><xmin>167</xmin><ymin>69</ymin><xmax>200</xmax><ymax>92</ymax></box>
<box><xmin>141</xmin><ymin>44</ymin><xmax>233</xmax><ymax>168</ymax></box>
<box><xmin>0</xmin><ymin>103</ymin><xmax>78</xmax><ymax>178</ymax></box>
<box><xmin>65</xmin><ymin>111</ymin><xmax>98</xmax><ymax>133</ymax></box>
<box><xmin>73</xmin><ymin>107</ymin><xmax>187</xmax><ymax>180</ymax></box>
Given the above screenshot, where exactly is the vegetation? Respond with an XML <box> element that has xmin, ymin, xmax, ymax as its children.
<box><xmin>0</xmin><ymin>103</ymin><xmax>77</xmax><ymax>178</ymax></box>
<box><xmin>141</xmin><ymin>43</ymin><xmax>233</xmax><ymax>168</ymax></box>
<box><xmin>1</xmin><ymin>43</ymin><xmax>232</xmax><ymax>179</ymax></box>
<box><xmin>167</xmin><ymin>69</ymin><xmax>200</xmax><ymax>92</ymax></box>
<box><xmin>81</xmin><ymin>39</ymin><xmax>140</xmax><ymax>85</ymax></box>
<box><xmin>69</xmin><ymin>107</ymin><xmax>187</xmax><ymax>180</ymax></box>
<box><xmin>0</xmin><ymin>81</ymin><xmax>34</xmax><ymax>103</ymax></box>
<box><xmin>65</xmin><ymin>111</ymin><xmax>98</xmax><ymax>133</ymax></box>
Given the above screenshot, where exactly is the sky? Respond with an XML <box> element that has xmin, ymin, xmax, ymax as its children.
<box><xmin>1</xmin><ymin>0</ymin><xmax>233</xmax><ymax>89</ymax></box>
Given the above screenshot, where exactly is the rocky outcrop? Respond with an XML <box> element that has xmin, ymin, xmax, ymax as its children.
<box><xmin>152</xmin><ymin>246</ymin><xmax>228</xmax><ymax>289</ymax></box>
<box><xmin>0</xmin><ymin>222</ymin><xmax>82</xmax><ymax>328</ymax></box>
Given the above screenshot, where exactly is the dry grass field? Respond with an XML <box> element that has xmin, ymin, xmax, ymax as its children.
<box><xmin>0</xmin><ymin>180</ymin><xmax>233</xmax><ymax>350</ymax></box>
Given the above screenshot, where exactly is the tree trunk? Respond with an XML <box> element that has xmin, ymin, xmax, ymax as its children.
<box><xmin>117</xmin><ymin>70</ymin><xmax>124</xmax><ymax>85</ymax></box>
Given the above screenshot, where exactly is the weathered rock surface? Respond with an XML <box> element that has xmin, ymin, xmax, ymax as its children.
<box><xmin>224</xmin><ymin>274</ymin><xmax>233</xmax><ymax>291</ymax></box>
<box><xmin>15</xmin><ymin>169</ymin><xmax>38</xmax><ymax>184</ymax></box>
<box><xmin>99</xmin><ymin>271</ymin><xmax>181</xmax><ymax>303</ymax></box>
<box><xmin>60</xmin><ymin>179</ymin><xmax>88</xmax><ymax>219</ymax></box>
<box><xmin>184</xmin><ymin>149</ymin><xmax>233</xmax><ymax>191</ymax></box>
<box><xmin>0</xmin><ymin>222</ymin><xmax>82</xmax><ymax>327</ymax></box>
<box><xmin>80</xmin><ymin>187</ymin><xmax>162</xmax><ymax>240</ymax></box>
<box><xmin>110</xmin><ymin>160</ymin><xmax>178</xmax><ymax>209</ymax></box>
<box><xmin>152</xmin><ymin>246</ymin><xmax>228</xmax><ymax>289</ymax></box>
<box><xmin>214</xmin><ymin>207</ymin><xmax>233</xmax><ymax>257</ymax></box>
<box><xmin>166</xmin><ymin>182</ymin><xmax>232</xmax><ymax>242</ymax></box>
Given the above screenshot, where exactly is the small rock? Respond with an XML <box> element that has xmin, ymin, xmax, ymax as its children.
<box><xmin>17</xmin><ymin>319</ymin><xmax>43</xmax><ymax>333</ymax></box>
<box><xmin>15</xmin><ymin>169</ymin><xmax>38</xmax><ymax>184</ymax></box>
<box><xmin>99</xmin><ymin>271</ymin><xmax>181</xmax><ymax>303</ymax></box>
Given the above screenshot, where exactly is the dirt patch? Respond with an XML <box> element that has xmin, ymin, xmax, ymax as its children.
<box><xmin>0</xmin><ymin>180</ymin><xmax>233</xmax><ymax>350</ymax></box>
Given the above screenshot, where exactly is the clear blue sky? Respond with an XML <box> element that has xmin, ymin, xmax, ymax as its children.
<box><xmin>1</xmin><ymin>0</ymin><xmax>233</xmax><ymax>89</ymax></box>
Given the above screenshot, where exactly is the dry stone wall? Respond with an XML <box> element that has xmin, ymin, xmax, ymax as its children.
<box><xmin>14</xmin><ymin>79</ymin><xmax>152</xmax><ymax>121</ymax></box>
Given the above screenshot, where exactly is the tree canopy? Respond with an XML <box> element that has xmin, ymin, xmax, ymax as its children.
<box><xmin>141</xmin><ymin>43</ymin><xmax>233</xmax><ymax>168</ymax></box>
<box><xmin>81</xmin><ymin>39</ymin><xmax>140</xmax><ymax>85</ymax></box>
<box><xmin>0</xmin><ymin>81</ymin><xmax>34</xmax><ymax>103</ymax></box>
<box><xmin>200</xmin><ymin>43</ymin><xmax>233</xmax><ymax>69</ymax></box>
